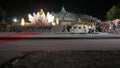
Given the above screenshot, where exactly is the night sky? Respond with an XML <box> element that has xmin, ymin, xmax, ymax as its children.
<box><xmin>0</xmin><ymin>0</ymin><xmax>120</xmax><ymax>21</ymax></box>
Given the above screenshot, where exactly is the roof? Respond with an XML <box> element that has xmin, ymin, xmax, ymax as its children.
<box><xmin>59</xmin><ymin>7</ymin><xmax>67</xmax><ymax>13</ymax></box>
<box><xmin>52</xmin><ymin>7</ymin><xmax>101</xmax><ymax>23</ymax></box>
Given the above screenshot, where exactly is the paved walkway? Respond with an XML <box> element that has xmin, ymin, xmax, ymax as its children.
<box><xmin>16</xmin><ymin>32</ymin><xmax>120</xmax><ymax>39</ymax></box>
<box><xmin>1</xmin><ymin>32</ymin><xmax>120</xmax><ymax>38</ymax></box>
<box><xmin>2</xmin><ymin>51</ymin><xmax>120</xmax><ymax>68</ymax></box>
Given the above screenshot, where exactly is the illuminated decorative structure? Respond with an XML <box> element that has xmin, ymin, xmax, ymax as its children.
<box><xmin>56</xmin><ymin>17</ymin><xmax>59</xmax><ymax>25</ymax></box>
<box><xmin>28</xmin><ymin>9</ymin><xmax>55</xmax><ymax>26</ymax></box>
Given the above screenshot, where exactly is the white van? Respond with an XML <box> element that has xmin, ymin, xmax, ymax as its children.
<box><xmin>70</xmin><ymin>24</ymin><xmax>89</xmax><ymax>33</ymax></box>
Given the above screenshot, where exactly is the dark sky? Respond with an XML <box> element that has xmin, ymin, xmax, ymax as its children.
<box><xmin>0</xmin><ymin>0</ymin><xmax>120</xmax><ymax>20</ymax></box>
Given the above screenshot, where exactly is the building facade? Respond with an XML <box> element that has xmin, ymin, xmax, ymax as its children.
<box><xmin>52</xmin><ymin>7</ymin><xmax>101</xmax><ymax>25</ymax></box>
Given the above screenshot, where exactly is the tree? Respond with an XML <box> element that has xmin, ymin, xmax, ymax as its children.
<box><xmin>106</xmin><ymin>5</ymin><xmax>120</xmax><ymax>20</ymax></box>
<box><xmin>0</xmin><ymin>6</ymin><xmax>6</xmax><ymax>21</ymax></box>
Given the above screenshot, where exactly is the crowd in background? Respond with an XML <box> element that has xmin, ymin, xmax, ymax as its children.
<box><xmin>0</xmin><ymin>25</ymin><xmax>52</xmax><ymax>32</ymax></box>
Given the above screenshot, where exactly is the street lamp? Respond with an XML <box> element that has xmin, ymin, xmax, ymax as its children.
<box><xmin>13</xmin><ymin>18</ymin><xmax>18</xmax><ymax>23</ymax></box>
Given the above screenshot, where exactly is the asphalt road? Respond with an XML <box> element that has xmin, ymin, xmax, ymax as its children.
<box><xmin>1</xmin><ymin>39</ymin><xmax>120</xmax><ymax>51</ymax></box>
<box><xmin>1</xmin><ymin>33</ymin><xmax>120</xmax><ymax>65</ymax></box>
<box><xmin>1</xmin><ymin>39</ymin><xmax>120</xmax><ymax>65</ymax></box>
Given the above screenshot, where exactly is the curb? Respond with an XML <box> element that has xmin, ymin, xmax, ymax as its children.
<box><xmin>0</xmin><ymin>37</ymin><xmax>120</xmax><ymax>39</ymax></box>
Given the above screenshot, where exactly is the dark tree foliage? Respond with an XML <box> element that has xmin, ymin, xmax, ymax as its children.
<box><xmin>106</xmin><ymin>3</ymin><xmax>120</xmax><ymax>20</ymax></box>
<box><xmin>0</xmin><ymin>6</ymin><xmax>6</xmax><ymax>22</ymax></box>
<box><xmin>0</xmin><ymin>6</ymin><xmax>6</xmax><ymax>17</ymax></box>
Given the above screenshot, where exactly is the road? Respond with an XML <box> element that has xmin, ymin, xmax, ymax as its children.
<box><xmin>0</xmin><ymin>33</ymin><xmax>120</xmax><ymax>65</ymax></box>
<box><xmin>1</xmin><ymin>39</ymin><xmax>120</xmax><ymax>51</ymax></box>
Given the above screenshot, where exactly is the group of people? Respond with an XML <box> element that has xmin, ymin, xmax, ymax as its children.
<box><xmin>0</xmin><ymin>25</ymin><xmax>52</xmax><ymax>32</ymax></box>
<box><xmin>88</xmin><ymin>24</ymin><xmax>96</xmax><ymax>33</ymax></box>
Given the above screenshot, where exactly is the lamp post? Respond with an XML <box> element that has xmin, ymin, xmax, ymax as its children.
<box><xmin>13</xmin><ymin>17</ymin><xmax>19</xmax><ymax>32</ymax></box>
